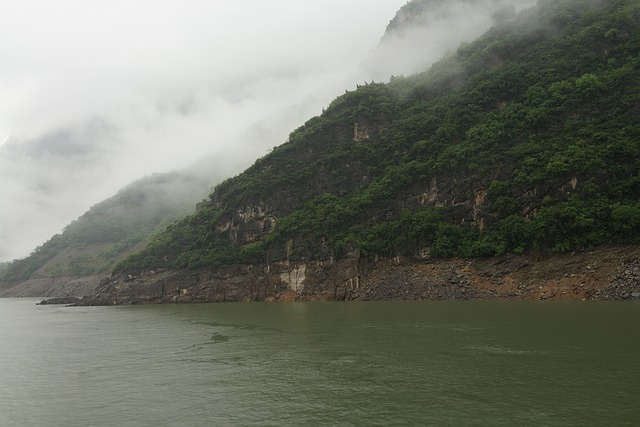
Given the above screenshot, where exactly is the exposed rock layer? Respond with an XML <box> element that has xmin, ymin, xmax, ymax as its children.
<box><xmin>4</xmin><ymin>246</ymin><xmax>640</xmax><ymax>304</ymax></box>
<box><xmin>67</xmin><ymin>245</ymin><xmax>640</xmax><ymax>305</ymax></box>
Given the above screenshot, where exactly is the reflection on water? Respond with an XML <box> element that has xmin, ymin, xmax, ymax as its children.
<box><xmin>1</xmin><ymin>299</ymin><xmax>639</xmax><ymax>426</ymax></box>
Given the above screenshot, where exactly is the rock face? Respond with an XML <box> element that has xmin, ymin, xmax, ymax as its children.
<box><xmin>79</xmin><ymin>245</ymin><xmax>640</xmax><ymax>305</ymax></box>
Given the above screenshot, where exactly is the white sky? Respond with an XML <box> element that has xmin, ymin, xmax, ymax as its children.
<box><xmin>0</xmin><ymin>0</ymin><xmax>534</xmax><ymax>262</ymax></box>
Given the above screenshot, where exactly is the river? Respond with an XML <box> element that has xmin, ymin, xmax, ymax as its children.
<box><xmin>1</xmin><ymin>299</ymin><xmax>638</xmax><ymax>426</ymax></box>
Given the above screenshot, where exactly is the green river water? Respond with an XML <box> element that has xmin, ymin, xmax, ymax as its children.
<box><xmin>1</xmin><ymin>299</ymin><xmax>638</xmax><ymax>426</ymax></box>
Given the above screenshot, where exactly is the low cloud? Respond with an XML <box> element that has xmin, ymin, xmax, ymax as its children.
<box><xmin>368</xmin><ymin>0</ymin><xmax>537</xmax><ymax>79</ymax></box>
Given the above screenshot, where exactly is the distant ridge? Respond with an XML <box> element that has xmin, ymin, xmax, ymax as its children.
<box><xmin>0</xmin><ymin>171</ymin><xmax>211</xmax><ymax>284</ymax></box>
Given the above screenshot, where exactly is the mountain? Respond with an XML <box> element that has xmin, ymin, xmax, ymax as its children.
<box><xmin>7</xmin><ymin>0</ymin><xmax>638</xmax><ymax>303</ymax></box>
<box><xmin>119</xmin><ymin>0</ymin><xmax>640</xmax><ymax>268</ymax></box>
<box><xmin>0</xmin><ymin>170</ymin><xmax>212</xmax><ymax>295</ymax></box>
<box><xmin>78</xmin><ymin>0</ymin><xmax>640</xmax><ymax>304</ymax></box>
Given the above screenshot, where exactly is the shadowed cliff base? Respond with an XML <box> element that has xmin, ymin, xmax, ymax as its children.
<box><xmin>65</xmin><ymin>245</ymin><xmax>640</xmax><ymax>305</ymax></box>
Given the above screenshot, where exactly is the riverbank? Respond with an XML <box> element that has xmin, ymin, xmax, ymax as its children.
<box><xmin>84</xmin><ymin>245</ymin><xmax>640</xmax><ymax>304</ymax></box>
<box><xmin>3</xmin><ymin>245</ymin><xmax>640</xmax><ymax>304</ymax></box>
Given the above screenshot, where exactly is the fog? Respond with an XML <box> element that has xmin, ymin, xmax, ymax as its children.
<box><xmin>369</xmin><ymin>0</ymin><xmax>537</xmax><ymax>79</ymax></box>
<box><xmin>0</xmin><ymin>0</ymin><xmax>536</xmax><ymax>262</ymax></box>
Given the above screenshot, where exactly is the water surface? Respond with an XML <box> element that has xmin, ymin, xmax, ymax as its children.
<box><xmin>1</xmin><ymin>299</ymin><xmax>638</xmax><ymax>426</ymax></box>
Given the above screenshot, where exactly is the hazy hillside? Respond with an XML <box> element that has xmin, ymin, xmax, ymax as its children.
<box><xmin>0</xmin><ymin>171</ymin><xmax>211</xmax><ymax>282</ymax></box>
<box><xmin>369</xmin><ymin>0</ymin><xmax>537</xmax><ymax>79</ymax></box>
<box><xmin>115</xmin><ymin>0</ymin><xmax>640</xmax><ymax>275</ymax></box>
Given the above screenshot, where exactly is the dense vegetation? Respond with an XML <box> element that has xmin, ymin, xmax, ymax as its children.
<box><xmin>0</xmin><ymin>172</ymin><xmax>210</xmax><ymax>281</ymax></box>
<box><xmin>116</xmin><ymin>0</ymin><xmax>640</xmax><ymax>272</ymax></box>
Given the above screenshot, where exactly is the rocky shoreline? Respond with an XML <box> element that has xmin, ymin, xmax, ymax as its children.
<box><xmin>36</xmin><ymin>296</ymin><xmax>81</xmax><ymax>305</ymax></box>
<box><xmin>3</xmin><ymin>245</ymin><xmax>640</xmax><ymax>305</ymax></box>
<box><xmin>81</xmin><ymin>245</ymin><xmax>640</xmax><ymax>305</ymax></box>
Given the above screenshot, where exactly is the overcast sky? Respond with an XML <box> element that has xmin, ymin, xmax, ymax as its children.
<box><xmin>0</xmin><ymin>0</ymin><xmax>535</xmax><ymax>262</ymax></box>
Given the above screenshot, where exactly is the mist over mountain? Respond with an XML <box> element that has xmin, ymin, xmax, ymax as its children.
<box><xmin>4</xmin><ymin>0</ymin><xmax>640</xmax><ymax>304</ymax></box>
<box><xmin>0</xmin><ymin>0</ymin><xmax>538</xmax><ymax>264</ymax></box>
<box><xmin>70</xmin><ymin>0</ymin><xmax>637</xmax><ymax>305</ymax></box>
<box><xmin>0</xmin><ymin>170</ymin><xmax>214</xmax><ymax>283</ymax></box>
<box><xmin>0</xmin><ymin>0</ymin><xmax>407</xmax><ymax>262</ymax></box>
<box><xmin>368</xmin><ymin>0</ymin><xmax>537</xmax><ymax>79</ymax></box>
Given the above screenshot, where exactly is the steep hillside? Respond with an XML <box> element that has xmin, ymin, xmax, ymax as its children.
<box><xmin>116</xmin><ymin>0</ymin><xmax>640</xmax><ymax>278</ymax></box>
<box><xmin>0</xmin><ymin>171</ymin><xmax>211</xmax><ymax>286</ymax></box>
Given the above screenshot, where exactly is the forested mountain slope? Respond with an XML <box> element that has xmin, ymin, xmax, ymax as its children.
<box><xmin>0</xmin><ymin>171</ymin><xmax>210</xmax><ymax>283</ymax></box>
<box><xmin>116</xmin><ymin>0</ymin><xmax>640</xmax><ymax>277</ymax></box>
